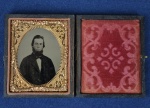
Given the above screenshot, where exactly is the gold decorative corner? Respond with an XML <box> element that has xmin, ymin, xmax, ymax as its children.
<box><xmin>8</xmin><ymin>19</ymin><xmax>70</xmax><ymax>93</ymax></box>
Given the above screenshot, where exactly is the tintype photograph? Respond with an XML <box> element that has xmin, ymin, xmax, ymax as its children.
<box><xmin>5</xmin><ymin>14</ymin><xmax>74</xmax><ymax>97</ymax></box>
<box><xmin>76</xmin><ymin>15</ymin><xmax>145</xmax><ymax>97</ymax></box>
<box><xmin>18</xmin><ymin>30</ymin><xmax>58</xmax><ymax>85</ymax></box>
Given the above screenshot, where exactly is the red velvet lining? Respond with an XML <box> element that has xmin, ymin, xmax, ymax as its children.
<box><xmin>81</xmin><ymin>20</ymin><xmax>141</xmax><ymax>93</ymax></box>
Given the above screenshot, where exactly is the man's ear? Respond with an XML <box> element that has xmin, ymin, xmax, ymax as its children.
<box><xmin>43</xmin><ymin>44</ymin><xmax>45</xmax><ymax>48</ymax></box>
<box><xmin>32</xmin><ymin>46</ymin><xmax>35</xmax><ymax>50</ymax></box>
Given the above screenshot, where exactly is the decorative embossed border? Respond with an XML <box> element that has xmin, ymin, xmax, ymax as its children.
<box><xmin>76</xmin><ymin>15</ymin><xmax>145</xmax><ymax>97</ymax></box>
<box><xmin>4</xmin><ymin>14</ymin><xmax>74</xmax><ymax>97</ymax></box>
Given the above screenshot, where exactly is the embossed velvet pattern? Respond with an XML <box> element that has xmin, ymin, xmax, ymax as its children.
<box><xmin>81</xmin><ymin>20</ymin><xmax>141</xmax><ymax>93</ymax></box>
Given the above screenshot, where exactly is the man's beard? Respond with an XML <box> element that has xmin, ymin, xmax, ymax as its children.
<box><xmin>32</xmin><ymin>48</ymin><xmax>43</xmax><ymax>57</ymax></box>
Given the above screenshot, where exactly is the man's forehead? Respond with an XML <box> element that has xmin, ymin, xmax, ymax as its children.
<box><xmin>34</xmin><ymin>38</ymin><xmax>43</xmax><ymax>43</ymax></box>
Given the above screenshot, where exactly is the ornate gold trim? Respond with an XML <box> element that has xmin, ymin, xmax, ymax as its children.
<box><xmin>8</xmin><ymin>18</ymin><xmax>70</xmax><ymax>94</ymax></box>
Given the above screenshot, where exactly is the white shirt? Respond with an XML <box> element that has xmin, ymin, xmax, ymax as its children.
<box><xmin>36</xmin><ymin>58</ymin><xmax>41</xmax><ymax>72</ymax></box>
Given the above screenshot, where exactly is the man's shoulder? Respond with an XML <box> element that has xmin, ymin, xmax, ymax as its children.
<box><xmin>22</xmin><ymin>54</ymin><xmax>33</xmax><ymax>61</ymax></box>
<box><xmin>42</xmin><ymin>55</ymin><xmax>52</xmax><ymax>61</ymax></box>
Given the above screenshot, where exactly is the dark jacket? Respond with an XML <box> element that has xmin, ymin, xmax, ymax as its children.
<box><xmin>20</xmin><ymin>53</ymin><xmax>56</xmax><ymax>85</ymax></box>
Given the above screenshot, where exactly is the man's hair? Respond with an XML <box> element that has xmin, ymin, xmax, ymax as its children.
<box><xmin>31</xmin><ymin>35</ymin><xmax>45</xmax><ymax>48</ymax></box>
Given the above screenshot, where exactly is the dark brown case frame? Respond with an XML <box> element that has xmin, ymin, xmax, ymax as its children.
<box><xmin>76</xmin><ymin>15</ymin><xmax>145</xmax><ymax>97</ymax></box>
<box><xmin>4</xmin><ymin>14</ymin><xmax>75</xmax><ymax>97</ymax></box>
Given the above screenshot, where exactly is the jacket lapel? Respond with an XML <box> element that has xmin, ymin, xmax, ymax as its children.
<box><xmin>30</xmin><ymin>54</ymin><xmax>41</xmax><ymax>72</ymax></box>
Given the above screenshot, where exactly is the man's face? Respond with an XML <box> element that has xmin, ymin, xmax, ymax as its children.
<box><xmin>33</xmin><ymin>38</ymin><xmax>44</xmax><ymax>51</ymax></box>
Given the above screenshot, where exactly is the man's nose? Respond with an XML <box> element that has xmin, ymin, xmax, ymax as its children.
<box><xmin>37</xmin><ymin>44</ymin><xmax>40</xmax><ymax>47</ymax></box>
